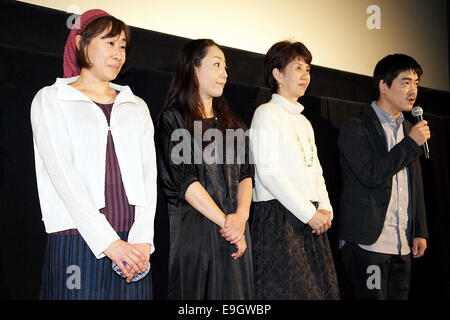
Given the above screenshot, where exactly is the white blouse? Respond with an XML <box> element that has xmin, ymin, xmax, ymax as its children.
<box><xmin>30</xmin><ymin>77</ymin><xmax>157</xmax><ymax>258</ymax></box>
<box><xmin>249</xmin><ymin>94</ymin><xmax>333</xmax><ymax>224</ymax></box>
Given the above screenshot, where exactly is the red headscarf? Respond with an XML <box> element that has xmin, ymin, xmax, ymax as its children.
<box><xmin>63</xmin><ymin>9</ymin><xmax>112</xmax><ymax>78</ymax></box>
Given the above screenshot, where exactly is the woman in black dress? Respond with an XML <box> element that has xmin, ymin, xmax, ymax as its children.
<box><xmin>156</xmin><ymin>39</ymin><xmax>254</xmax><ymax>299</ymax></box>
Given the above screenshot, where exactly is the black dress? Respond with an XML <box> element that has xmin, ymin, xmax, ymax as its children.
<box><xmin>156</xmin><ymin>107</ymin><xmax>254</xmax><ymax>300</ymax></box>
<box><xmin>251</xmin><ymin>200</ymin><xmax>340</xmax><ymax>300</ymax></box>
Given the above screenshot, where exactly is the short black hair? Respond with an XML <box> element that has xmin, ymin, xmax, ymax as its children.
<box><xmin>373</xmin><ymin>54</ymin><xmax>423</xmax><ymax>98</ymax></box>
<box><xmin>264</xmin><ymin>41</ymin><xmax>312</xmax><ymax>94</ymax></box>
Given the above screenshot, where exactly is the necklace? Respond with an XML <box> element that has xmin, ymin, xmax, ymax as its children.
<box><xmin>289</xmin><ymin>115</ymin><xmax>314</xmax><ymax>167</ymax></box>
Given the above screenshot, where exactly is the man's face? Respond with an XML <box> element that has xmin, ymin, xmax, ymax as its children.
<box><xmin>380</xmin><ymin>69</ymin><xmax>419</xmax><ymax>114</ymax></box>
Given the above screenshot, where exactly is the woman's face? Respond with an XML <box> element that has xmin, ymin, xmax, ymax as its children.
<box><xmin>276</xmin><ymin>56</ymin><xmax>310</xmax><ymax>101</ymax></box>
<box><xmin>83</xmin><ymin>28</ymin><xmax>127</xmax><ymax>81</ymax></box>
<box><xmin>195</xmin><ymin>45</ymin><xmax>228</xmax><ymax>102</ymax></box>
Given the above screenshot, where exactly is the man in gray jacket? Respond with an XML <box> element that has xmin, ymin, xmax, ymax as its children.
<box><xmin>338</xmin><ymin>54</ymin><xmax>430</xmax><ymax>299</ymax></box>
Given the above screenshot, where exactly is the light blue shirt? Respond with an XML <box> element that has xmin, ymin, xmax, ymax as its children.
<box><xmin>340</xmin><ymin>102</ymin><xmax>412</xmax><ymax>255</ymax></box>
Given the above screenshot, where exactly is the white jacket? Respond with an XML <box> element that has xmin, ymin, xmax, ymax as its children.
<box><xmin>250</xmin><ymin>94</ymin><xmax>333</xmax><ymax>224</ymax></box>
<box><xmin>30</xmin><ymin>77</ymin><xmax>157</xmax><ymax>259</ymax></box>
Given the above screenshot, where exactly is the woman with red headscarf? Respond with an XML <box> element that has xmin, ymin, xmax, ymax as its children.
<box><xmin>30</xmin><ymin>9</ymin><xmax>156</xmax><ymax>299</ymax></box>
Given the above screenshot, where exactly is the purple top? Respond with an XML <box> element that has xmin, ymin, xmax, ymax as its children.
<box><xmin>52</xmin><ymin>101</ymin><xmax>135</xmax><ymax>235</ymax></box>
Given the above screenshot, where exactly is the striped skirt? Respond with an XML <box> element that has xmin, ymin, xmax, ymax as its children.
<box><xmin>39</xmin><ymin>231</ymin><xmax>152</xmax><ymax>300</ymax></box>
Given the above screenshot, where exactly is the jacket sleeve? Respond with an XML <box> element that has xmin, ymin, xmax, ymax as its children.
<box><xmin>250</xmin><ymin>107</ymin><xmax>316</xmax><ymax>224</ymax></box>
<box><xmin>127</xmin><ymin>98</ymin><xmax>158</xmax><ymax>253</ymax></box>
<box><xmin>412</xmin><ymin>159</ymin><xmax>429</xmax><ymax>239</ymax></box>
<box><xmin>30</xmin><ymin>89</ymin><xmax>120</xmax><ymax>259</ymax></box>
<box><xmin>338</xmin><ymin>118</ymin><xmax>423</xmax><ymax>188</ymax></box>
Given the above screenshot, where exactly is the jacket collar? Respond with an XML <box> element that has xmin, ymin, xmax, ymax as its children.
<box><xmin>361</xmin><ymin>103</ymin><xmax>395</xmax><ymax>153</ymax></box>
<box><xmin>54</xmin><ymin>76</ymin><xmax>137</xmax><ymax>105</ymax></box>
<box><xmin>270</xmin><ymin>94</ymin><xmax>304</xmax><ymax>115</ymax></box>
<box><xmin>362</xmin><ymin>103</ymin><xmax>386</xmax><ymax>136</ymax></box>
<box><xmin>371</xmin><ymin>101</ymin><xmax>405</xmax><ymax>128</ymax></box>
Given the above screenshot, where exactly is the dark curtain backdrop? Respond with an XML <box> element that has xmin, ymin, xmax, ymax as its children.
<box><xmin>1</xmin><ymin>2</ymin><xmax>449</xmax><ymax>300</ymax></box>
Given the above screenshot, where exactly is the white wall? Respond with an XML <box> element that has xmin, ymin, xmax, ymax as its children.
<box><xmin>21</xmin><ymin>0</ymin><xmax>449</xmax><ymax>91</ymax></box>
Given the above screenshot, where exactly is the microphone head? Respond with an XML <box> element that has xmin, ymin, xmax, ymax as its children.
<box><xmin>411</xmin><ymin>106</ymin><xmax>423</xmax><ymax>117</ymax></box>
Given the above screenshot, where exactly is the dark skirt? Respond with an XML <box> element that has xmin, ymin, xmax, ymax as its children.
<box><xmin>168</xmin><ymin>202</ymin><xmax>254</xmax><ymax>300</ymax></box>
<box><xmin>251</xmin><ymin>199</ymin><xmax>339</xmax><ymax>300</ymax></box>
<box><xmin>39</xmin><ymin>231</ymin><xmax>152</xmax><ymax>300</ymax></box>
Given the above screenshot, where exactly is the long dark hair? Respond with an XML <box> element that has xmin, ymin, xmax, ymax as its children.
<box><xmin>159</xmin><ymin>39</ymin><xmax>243</xmax><ymax>133</ymax></box>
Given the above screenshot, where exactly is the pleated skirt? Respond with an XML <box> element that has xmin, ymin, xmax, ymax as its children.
<box><xmin>251</xmin><ymin>199</ymin><xmax>340</xmax><ymax>300</ymax></box>
<box><xmin>39</xmin><ymin>231</ymin><xmax>152</xmax><ymax>300</ymax></box>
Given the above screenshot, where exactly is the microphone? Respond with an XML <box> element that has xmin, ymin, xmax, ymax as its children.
<box><xmin>411</xmin><ymin>106</ymin><xmax>430</xmax><ymax>159</ymax></box>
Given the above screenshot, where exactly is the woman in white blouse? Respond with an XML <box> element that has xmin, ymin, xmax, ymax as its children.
<box><xmin>31</xmin><ymin>9</ymin><xmax>156</xmax><ymax>299</ymax></box>
<box><xmin>250</xmin><ymin>40</ymin><xmax>339</xmax><ymax>299</ymax></box>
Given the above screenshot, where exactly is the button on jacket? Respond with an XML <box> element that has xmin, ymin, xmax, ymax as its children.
<box><xmin>30</xmin><ymin>77</ymin><xmax>157</xmax><ymax>258</ymax></box>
